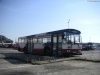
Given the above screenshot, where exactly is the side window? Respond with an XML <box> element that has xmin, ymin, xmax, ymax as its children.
<box><xmin>28</xmin><ymin>38</ymin><xmax>33</xmax><ymax>43</ymax></box>
<box><xmin>53</xmin><ymin>37</ymin><xmax>57</xmax><ymax>43</ymax></box>
<box><xmin>24</xmin><ymin>39</ymin><xmax>27</xmax><ymax>43</ymax></box>
<box><xmin>27</xmin><ymin>39</ymin><xmax>30</xmax><ymax>43</ymax></box>
<box><xmin>47</xmin><ymin>37</ymin><xmax>51</xmax><ymax>42</ymax></box>
<box><xmin>58</xmin><ymin>34</ymin><xmax>62</xmax><ymax>43</ymax></box>
<box><xmin>38</xmin><ymin>38</ymin><xmax>43</xmax><ymax>43</ymax></box>
<box><xmin>62</xmin><ymin>38</ymin><xmax>66</xmax><ymax>44</ymax></box>
<box><xmin>21</xmin><ymin>39</ymin><xmax>25</xmax><ymax>43</ymax></box>
<box><xmin>43</xmin><ymin>35</ymin><xmax>51</xmax><ymax>43</ymax></box>
<box><xmin>64</xmin><ymin>32</ymin><xmax>66</xmax><ymax>38</ymax></box>
<box><xmin>18</xmin><ymin>38</ymin><xmax>21</xmax><ymax>43</ymax></box>
<box><xmin>33</xmin><ymin>38</ymin><xmax>37</xmax><ymax>43</ymax></box>
<box><xmin>43</xmin><ymin>38</ymin><xmax>47</xmax><ymax>43</ymax></box>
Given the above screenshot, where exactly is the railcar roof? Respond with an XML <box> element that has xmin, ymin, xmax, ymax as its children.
<box><xmin>19</xmin><ymin>29</ymin><xmax>81</xmax><ymax>39</ymax></box>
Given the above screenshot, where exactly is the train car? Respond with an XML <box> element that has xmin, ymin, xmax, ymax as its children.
<box><xmin>18</xmin><ymin>29</ymin><xmax>82</xmax><ymax>56</ymax></box>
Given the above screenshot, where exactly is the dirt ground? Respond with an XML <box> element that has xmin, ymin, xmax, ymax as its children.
<box><xmin>0</xmin><ymin>48</ymin><xmax>100</xmax><ymax>75</ymax></box>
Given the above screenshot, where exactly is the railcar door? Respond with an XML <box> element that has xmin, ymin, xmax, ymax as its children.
<box><xmin>52</xmin><ymin>33</ymin><xmax>62</xmax><ymax>56</ymax></box>
<box><xmin>27</xmin><ymin>38</ymin><xmax>33</xmax><ymax>54</ymax></box>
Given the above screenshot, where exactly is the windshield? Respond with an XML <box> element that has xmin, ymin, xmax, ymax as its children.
<box><xmin>65</xmin><ymin>33</ymin><xmax>81</xmax><ymax>44</ymax></box>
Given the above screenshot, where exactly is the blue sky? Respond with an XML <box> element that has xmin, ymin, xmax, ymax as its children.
<box><xmin>0</xmin><ymin>0</ymin><xmax>100</xmax><ymax>43</ymax></box>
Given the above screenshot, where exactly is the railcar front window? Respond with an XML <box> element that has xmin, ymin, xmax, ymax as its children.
<box><xmin>65</xmin><ymin>32</ymin><xmax>80</xmax><ymax>44</ymax></box>
<box><xmin>74</xmin><ymin>35</ymin><xmax>80</xmax><ymax>43</ymax></box>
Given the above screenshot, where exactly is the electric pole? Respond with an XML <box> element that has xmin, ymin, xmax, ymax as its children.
<box><xmin>68</xmin><ymin>19</ymin><xmax>70</xmax><ymax>29</ymax></box>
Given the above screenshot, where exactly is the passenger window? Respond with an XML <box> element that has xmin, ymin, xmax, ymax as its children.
<box><xmin>33</xmin><ymin>38</ymin><xmax>37</xmax><ymax>43</ymax></box>
<box><xmin>63</xmin><ymin>38</ymin><xmax>66</xmax><ymax>44</ymax></box>
<box><xmin>24</xmin><ymin>39</ymin><xmax>27</xmax><ymax>43</ymax></box>
<box><xmin>38</xmin><ymin>38</ymin><xmax>43</xmax><ymax>43</ymax></box>
<box><xmin>47</xmin><ymin>37</ymin><xmax>51</xmax><ymax>42</ymax></box>
<box><xmin>53</xmin><ymin>37</ymin><xmax>57</xmax><ymax>43</ymax></box>
<box><xmin>21</xmin><ymin>39</ymin><xmax>24</xmax><ymax>43</ymax></box>
<box><xmin>59</xmin><ymin>36</ymin><xmax>62</xmax><ymax>43</ymax></box>
<box><xmin>18</xmin><ymin>39</ymin><xmax>21</xmax><ymax>43</ymax></box>
<box><xmin>43</xmin><ymin>38</ymin><xmax>47</xmax><ymax>43</ymax></box>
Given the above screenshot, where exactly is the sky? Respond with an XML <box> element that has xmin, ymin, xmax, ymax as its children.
<box><xmin>0</xmin><ymin>0</ymin><xmax>100</xmax><ymax>43</ymax></box>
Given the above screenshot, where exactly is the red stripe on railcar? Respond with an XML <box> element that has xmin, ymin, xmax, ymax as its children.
<box><xmin>32</xmin><ymin>49</ymin><xmax>44</xmax><ymax>55</ymax></box>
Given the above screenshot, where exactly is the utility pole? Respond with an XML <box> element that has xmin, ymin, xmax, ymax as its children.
<box><xmin>68</xmin><ymin>19</ymin><xmax>70</xmax><ymax>29</ymax></box>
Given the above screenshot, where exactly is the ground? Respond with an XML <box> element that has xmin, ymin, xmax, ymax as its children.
<box><xmin>0</xmin><ymin>48</ymin><xmax>100</xmax><ymax>75</ymax></box>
